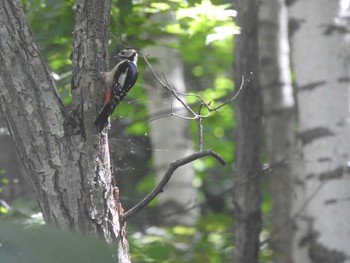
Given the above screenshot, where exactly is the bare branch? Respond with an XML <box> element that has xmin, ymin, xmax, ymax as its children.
<box><xmin>130</xmin><ymin>52</ymin><xmax>244</xmax><ymax>221</ymax></box>
<box><xmin>123</xmin><ymin>150</ymin><xmax>225</xmax><ymax>221</ymax></box>
<box><xmin>142</xmin><ymin>53</ymin><xmax>198</xmax><ymax>117</ymax></box>
<box><xmin>209</xmin><ymin>73</ymin><xmax>250</xmax><ymax>111</ymax></box>
<box><xmin>198</xmin><ymin>104</ymin><xmax>204</xmax><ymax>152</ymax></box>
<box><xmin>145</xmin><ymin>112</ymin><xmax>208</xmax><ymax>123</ymax></box>
<box><xmin>141</xmin><ymin>52</ymin><xmax>250</xmax><ymax>122</ymax></box>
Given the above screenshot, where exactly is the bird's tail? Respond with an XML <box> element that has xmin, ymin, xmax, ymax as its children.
<box><xmin>94</xmin><ymin>104</ymin><xmax>111</xmax><ymax>132</ymax></box>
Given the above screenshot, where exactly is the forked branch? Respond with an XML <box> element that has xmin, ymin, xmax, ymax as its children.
<box><xmin>123</xmin><ymin>150</ymin><xmax>225</xmax><ymax>221</ymax></box>
<box><xmin>142</xmin><ymin>52</ymin><xmax>251</xmax><ymax>151</ymax></box>
<box><xmin>123</xmin><ymin>53</ymin><xmax>248</xmax><ymax>221</ymax></box>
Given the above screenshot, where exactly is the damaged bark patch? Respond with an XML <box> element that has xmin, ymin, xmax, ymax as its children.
<box><xmin>310</xmin><ymin>242</ymin><xmax>347</xmax><ymax>263</ymax></box>
<box><xmin>288</xmin><ymin>17</ymin><xmax>305</xmax><ymax>38</ymax></box>
<box><xmin>319</xmin><ymin>166</ymin><xmax>348</xmax><ymax>180</ymax></box>
<box><xmin>323</xmin><ymin>24</ymin><xmax>348</xmax><ymax>35</ymax></box>
<box><xmin>306</xmin><ymin>166</ymin><xmax>348</xmax><ymax>181</ymax></box>
<box><xmin>337</xmin><ymin>77</ymin><xmax>350</xmax><ymax>83</ymax></box>
<box><xmin>324</xmin><ymin>198</ymin><xmax>337</xmax><ymax>205</ymax></box>
<box><xmin>299</xmin><ymin>127</ymin><xmax>334</xmax><ymax>145</ymax></box>
<box><xmin>299</xmin><ymin>81</ymin><xmax>327</xmax><ymax>91</ymax></box>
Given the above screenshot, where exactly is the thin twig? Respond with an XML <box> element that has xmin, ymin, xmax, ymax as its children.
<box><xmin>145</xmin><ymin>112</ymin><xmax>210</xmax><ymax>123</ymax></box>
<box><xmin>127</xmin><ymin>53</ymin><xmax>246</xmax><ymax>222</ymax></box>
<box><xmin>142</xmin><ymin>53</ymin><xmax>197</xmax><ymax>117</ymax></box>
<box><xmin>145</xmin><ymin>113</ymin><xmax>174</xmax><ymax>123</ymax></box>
<box><xmin>209</xmin><ymin>73</ymin><xmax>249</xmax><ymax>111</ymax></box>
<box><xmin>172</xmin><ymin>73</ymin><xmax>251</xmax><ymax>112</ymax></box>
<box><xmin>141</xmin><ymin>52</ymin><xmax>250</xmax><ymax>125</ymax></box>
<box><xmin>198</xmin><ymin>104</ymin><xmax>204</xmax><ymax>152</ymax></box>
<box><xmin>123</xmin><ymin>150</ymin><xmax>225</xmax><ymax>221</ymax></box>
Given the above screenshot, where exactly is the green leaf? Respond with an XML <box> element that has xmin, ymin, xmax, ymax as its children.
<box><xmin>136</xmin><ymin>174</ymin><xmax>155</xmax><ymax>193</ymax></box>
<box><xmin>116</xmin><ymin>0</ymin><xmax>133</xmax><ymax>21</ymax></box>
<box><xmin>171</xmin><ymin>226</ymin><xmax>196</xmax><ymax>236</ymax></box>
<box><xmin>125</xmin><ymin>122</ymin><xmax>149</xmax><ymax>136</ymax></box>
<box><xmin>150</xmin><ymin>2</ymin><xmax>171</xmax><ymax>11</ymax></box>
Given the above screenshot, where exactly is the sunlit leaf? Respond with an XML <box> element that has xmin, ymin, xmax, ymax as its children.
<box><xmin>150</xmin><ymin>2</ymin><xmax>171</xmax><ymax>11</ymax></box>
<box><xmin>171</xmin><ymin>226</ymin><xmax>196</xmax><ymax>236</ymax></box>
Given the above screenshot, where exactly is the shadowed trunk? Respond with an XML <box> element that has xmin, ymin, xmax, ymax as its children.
<box><xmin>233</xmin><ymin>0</ymin><xmax>262</xmax><ymax>262</ymax></box>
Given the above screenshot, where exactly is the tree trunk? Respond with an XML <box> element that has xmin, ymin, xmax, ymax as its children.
<box><xmin>143</xmin><ymin>12</ymin><xmax>199</xmax><ymax>226</ymax></box>
<box><xmin>0</xmin><ymin>1</ymin><xmax>129</xmax><ymax>261</ymax></box>
<box><xmin>259</xmin><ymin>0</ymin><xmax>295</xmax><ymax>262</ymax></box>
<box><xmin>233</xmin><ymin>0</ymin><xmax>262</xmax><ymax>262</ymax></box>
<box><xmin>289</xmin><ymin>0</ymin><xmax>350</xmax><ymax>262</ymax></box>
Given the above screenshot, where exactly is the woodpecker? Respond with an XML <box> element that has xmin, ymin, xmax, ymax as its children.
<box><xmin>94</xmin><ymin>48</ymin><xmax>138</xmax><ymax>132</ymax></box>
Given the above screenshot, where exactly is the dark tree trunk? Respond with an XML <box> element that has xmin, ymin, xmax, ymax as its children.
<box><xmin>233</xmin><ymin>0</ymin><xmax>262</xmax><ymax>262</ymax></box>
<box><xmin>0</xmin><ymin>0</ymin><xmax>129</xmax><ymax>261</ymax></box>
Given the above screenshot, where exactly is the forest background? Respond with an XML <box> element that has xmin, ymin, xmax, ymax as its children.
<box><xmin>1</xmin><ymin>0</ymin><xmax>349</xmax><ymax>263</ymax></box>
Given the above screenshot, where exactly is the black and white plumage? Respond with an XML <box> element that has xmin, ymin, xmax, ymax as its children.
<box><xmin>94</xmin><ymin>48</ymin><xmax>138</xmax><ymax>132</ymax></box>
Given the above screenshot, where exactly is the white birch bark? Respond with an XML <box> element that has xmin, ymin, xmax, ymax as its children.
<box><xmin>289</xmin><ymin>0</ymin><xmax>350</xmax><ymax>262</ymax></box>
<box><xmin>259</xmin><ymin>0</ymin><xmax>295</xmax><ymax>262</ymax></box>
<box><xmin>143</xmin><ymin>12</ymin><xmax>199</xmax><ymax>226</ymax></box>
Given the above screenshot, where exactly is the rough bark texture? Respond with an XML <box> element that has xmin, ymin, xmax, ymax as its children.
<box><xmin>0</xmin><ymin>1</ymin><xmax>129</xmax><ymax>262</ymax></box>
<box><xmin>259</xmin><ymin>0</ymin><xmax>295</xmax><ymax>262</ymax></box>
<box><xmin>289</xmin><ymin>0</ymin><xmax>350</xmax><ymax>262</ymax></box>
<box><xmin>143</xmin><ymin>12</ymin><xmax>199</xmax><ymax>226</ymax></box>
<box><xmin>233</xmin><ymin>0</ymin><xmax>262</xmax><ymax>262</ymax></box>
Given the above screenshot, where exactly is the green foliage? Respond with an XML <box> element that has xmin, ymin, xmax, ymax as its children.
<box><xmin>22</xmin><ymin>0</ymin><xmax>74</xmax><ymax>104</ymax></box>
<box><xmin>0</xmin><ymin>197</ymin><xmax>42</xmax><ymax>224</ymax></box>
<box><xmin>129</xmin><ymin>213</ymin><xmax>234</xmax><ymax>263</ymax></box>
<box><xmin>0</xmin><ymin>221</ymin><xmax>115</xmax><ymax>263</ymax></box>
<box><xmin>136</xmin><ymin>174</ymin><xmax>155</xmax><ymax>193</ymax></box>
<box><xmin>175</xmin><ymin>0</ymin><xmax>238</xmax><ymax>176</ymax></box>
<box><xmin>0</xmin><ymin>206</ymin><xmax>9</xmax><ymax>215</ymax></box>
<box><xmin>113</xmin><ymin>0</ymin><xmax>239</xmax><ymax>199</ymax></box>
<box><xmin>23</xmin><ymin>0</ymin><xmax>74</xmax><ymax>71</ymax></box>
<box><xmin>0</xmin><ymin>169</ymin><xmax>8</xmax><ymax>214</ymax></box>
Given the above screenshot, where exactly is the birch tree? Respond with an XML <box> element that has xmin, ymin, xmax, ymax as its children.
<box><xmin>143</xmin><ymin>12</ymin><xmax>199</xmax><ymax>226</ymax></box>
<box><xmin>289</xmin><ymin>0</ymin><xmax>350</xmax><ymax>261</ymax></box>
<box><xmin>259</xmin><ymin>0</ymin><xmax>295</xmax><ymax>262</ymax></box>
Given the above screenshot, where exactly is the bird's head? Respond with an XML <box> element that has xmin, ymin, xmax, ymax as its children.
<box><xmin>118</xmin><ymin>48</ymin><xmax>138</xmax><ymax>62</ymax></box>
